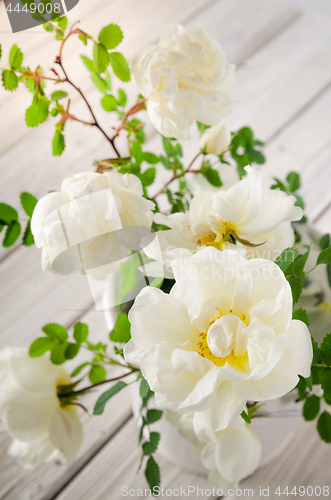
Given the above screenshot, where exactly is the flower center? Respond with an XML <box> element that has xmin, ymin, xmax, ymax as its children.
<box><xmin>195</xmin><ymin>216</ymin><xmax>234</xmax><ymax>249</ymax></box>
<box><xmin>197</xmin><ymin>307</ymin><xmax>250</xmax><ymax>372</ymax></box>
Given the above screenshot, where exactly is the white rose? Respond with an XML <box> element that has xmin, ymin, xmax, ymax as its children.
<box><xmin>200</xmin><ymin>123</ymin><xmax>231</xmax><ymax>155</ymax></box>
<box><xmin>0</xmin><ymin>347</ymin><xmax>83</xmax><ymax>469</ymax></box>
<box><xmin>144</xmin><ymin>166</ymin><xmax>302</xmax><ymax>276</ymax></box>
<box><xmin>132</xmin><ymin>24</ymin><xmax>236</xmax><ymax>140</ymax></box>
<box><xmin>167</xmin><ymin>411</ymin><xmax>261</xmax><ymax>492</ymax></box>
<box><xmin>125</xmin><ymin>248</ymin><xmax>312</xmax><ymax>433</ymax></box>
<box><xmin>31</xmin><ymin>171</ymin><xmax>155</xmax><ymax>280</ymax></box>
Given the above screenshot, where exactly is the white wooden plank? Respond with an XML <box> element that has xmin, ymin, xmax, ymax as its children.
<box><xmin>314</xmin><ymin>206</ymin><xmax>331</xmax><ymax>234</ymax></box>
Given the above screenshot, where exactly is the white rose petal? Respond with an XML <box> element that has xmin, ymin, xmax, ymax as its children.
<box><xmin>200</xmin><ymin>122</ymin><xmax>231</xmax><ymax>155</ymax></box>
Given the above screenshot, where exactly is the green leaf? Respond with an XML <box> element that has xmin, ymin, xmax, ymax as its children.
<box><xmin>73</xmin><ymin>322</ymin><xmax>89</xmax><ymax>343</ymax></box>
<box><xmin>71</xmin><ymin>362</ymin><xmax>90</xmax><ymax>377</ymax></box>
<box><xmin>90</xmin><ymin>72</ymin><xmax>108</xmax><ymax>93</ymax></box>
<box><xmin>81</xmin><ymin>55</ymin><xmax>96</xmax><ymax>73</ymax></box>
<box><xmin>109</xmin><ymin>313</ymin><xmax>131</xmax><ymax>343</ymax></box>
<box><xmin>286</xmin><ymin>171</ymin><xmax>301</xmax><ymax>192</ymax></box>
<box><xmin>0</xmin><ymin>203</ymin><xmax>18</xmax><ymax>225</ymax></box>
<box><xmin>9</xmin><ymin>45</ymin><xmax>23</xmax><ymax>70</ymax></box>
<box><xmin>0</xmin><ymin>45</ymin><xmax>2</xmax><ymax>60</ymax></box>
<box><xmin>143</xmin><ymin>432</ymin><xmax>160</xmax><ymax>456</ymax></box>
<box><xmin>140</xmin><ymin>378</ymin><xmax>150</xmax><ymax>399</ymax></box>
<box><xmin>42</xmin><ymin>323</ymin><xmax>68</xmax><ymax>341</ymax></box>
<box><xmin>3</xmin><ymin>221</ymin><xmax>21</xmax><ymax>247</ymax></box>
<box><xmin>317</xmin><ymin>411</ymin><xmax>331</xmax><ymax>443</ymax></box>
<box><xmin>240</xmin><ymin>410</ymin><xmax>251</xmax><ymax>424</ymax></box>
<box><xmin>52</xmin><ymin>130</ymin><xmax>65</xmax><ymax>156</ymax></box>
<box><xmin>274</xmin><ymin>247</ymin><xmax>298</xmax><ymax>273</ymax></box>
<box><xmin>292</xmin><ymin>308</ymin><xmax>309</xmax><ymax>327</ymax></box>
<box><xmin>288</xmin><ymin>275</ymin><xmax>304</xmax><ymax>305</ymax></box>
<box><xmin>43</xmin><ymin>22</ymin><xmax>54</xmax><ymax>32</ymax></box>
<box><xmin>51</xmin><ymin>90</ymin><xmax>68</xmax><ymax>101</ymax></box>
<box><xmin>57</xmin><ymin>17</ymin><xmax>68</xmax><ymax>31</ymax></box>
<box><xmin>26</xmin><ymin>95</ymin><xmax>49</xmax><ymax>128</ymax></box>
<box><xmin>65</xmin><ymin>342</ymin><xmax>80</xmax><ymax>360</ymax></box>
<box><xmin>319</xmin><ymin>368</ymin><xmax>331</xmax><ymax>399</ymax></box>
<box><xmin>79</xmin><ymin>33</ymin><xmax>88</xmax><ymax>45</ymax></box>
<box><xmin>143</xmin><ymin>153</ymin><xmax>159</xmax><ymax>165</ymax></box>
<box><xmin>101</xmin><ymin>94</ymin><xmax>117</xmax><ymax>112</ymax></box>
<box><xmin>89</xmin><ymin>364</ymin><xmax>107</xmax><ymax>384</ymax></box>
<box><xmin>294</xmin><ymin>194</ymin><xmax>304</xmax><ymax>210</ymax></box>
<box><xmin>312</xmin><ymin>337</ymin><xmax>320</xmax><ymax>365</ymax></box>
<box><xmin>245</xmin><ymin>147</ymin><xmax>265</xmax><ymax>164</ymax></box>
<box><xmin>303</xmin><ymin>395</ymin><xmax>320</xmax><ymax>421</ymax></box>
<box><xmin>146</xmin><ymin>409</ymin><xmax>163</xmax><ymax>425</ymax></box>
<box><xmin>50</xmin><ymin>343</ymin><xmax>67</xmax><ymax>365</ymax></box>
<box><xmin>317</xmin><ymin>246</ymin><xmax>331</xmax><ymax>266</ymax></box>
<box><xmin>140</xmin><ymin>168</ymin><xmax>156</xmax><ymax>187</ymax></box>
<box><xmin>117</xmin><ymin>89</ymin><xmax>127</xmax><ymax>107</ymax></box>
<box><xmin>93</xmin><ymin>381</ymin><xmax>127</xmax><ymax>415</ymax></box>
<box><xmin>118</xmin><ymin>254</ymin><xmax>138</xmax><ymax>305</ymax></box>
<box><xmin>297</xmin><ymin>376</ymin><xmax>306</xmax><ymax>400</ymax></box>
<box><xmin>291</xmin><ymin>248</ymin><xmax>310</xmax><ymax>276</ymax></box>
<box><xmin>29</xmin><ymin>337</ymin><xmax>56</xmax><ymax>357</ymax></box>
<box><xmin>98</xmin><ymin>24</ymin><xmax>123</xmax><ymax>50</ymax></box>
<box><xmin>20</xmin><ymin>192</ymin><xmax>37</xmax><ymax>217</ymax></box>
<box><xmin>327</xmin><ymin>264</ymin><xmax>331</xmax><ymax>288</ymax></box>
<box><xmin>204</xmin><ymin>168</ymin><xmax>222</xmax><ymax>187</ymax></box>
<box><xmin>93</xmin><ymin>42</ymin><xmax>110</xmax><ymax>74</ymax></box>
<box><xmin>22</xmin><ymin>221</ymin><xmax>34</xmax><ymax>246</ymax></box>
<box><xmin>109</xmin><ymin>52</ymin><xmax>130</xmax><ymax>82</ymax></box>
<box><xmin>320</xmin><ymin>234</ymin><xmax>330</xmax><ymax>250</ymax></box>
<box><xmin>320</xmin><ymin>333</ymin><xmax>331</xmax><ymax>366</ymax></box>
<box><xmin>2</xmin><ymin>70</ymin><xmax>18</xmax><ymax>91</ymax></box>
<box><xmin>132</xmin><ymin>141</ymin><xmax>143</xmax><ymax>166</ymax></box>
<box><xmin>145</xmin><ymin>456</ymin><xmax>160</xmax><ymax>494</ymax></box>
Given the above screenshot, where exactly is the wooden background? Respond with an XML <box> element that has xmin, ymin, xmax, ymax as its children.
<box><xmin>0</xmin><ymin>0</ymin><xmax>331</xmax><ymax>498</ymax></box>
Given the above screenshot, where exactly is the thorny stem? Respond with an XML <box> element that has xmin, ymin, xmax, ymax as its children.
<box><xmin>151</xmin><ymin>152</ymin><xmax>202</xmax><ymax>200</ymax></box>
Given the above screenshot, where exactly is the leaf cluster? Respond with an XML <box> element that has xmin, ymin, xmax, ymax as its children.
<box><xmin>0</xmin><ymin>193</ymin><xmax>37</xmax><ymax>248</ymax></box>
<box><xmin>229</xmin><ymin>126</ymin><xmax>265</xmax><ymax>178</ymax></box>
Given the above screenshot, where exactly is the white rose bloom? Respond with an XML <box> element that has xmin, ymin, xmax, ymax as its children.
<box><xmin>132</xmin><ymin>24</ymin><xmax>236</xmax><ymax>140</ymax></box>
<box><xmin>167</xmin><ymin>411</ymin><xmax>261</xmax><ymax>493</ymax></box>
<box><xmin>0</xmin><ymin>347</ymin><xmax>83</xmax><ymax>469</ymax></box>
<box><xmin>144</xmin><ymin>166</ymin><xmax>302</xmax><ymax>276</ymax></box>
<box><xmin>31</xmin><ymin>171</ymin><xmax>155</xmax><ymax>279</ymax></box>
<box><xmin>200</xmin><ymin>122</ymin><xmax>231</xmax><ymax>155</ymax></box>
<box><xmin>125</xmin><ymin>248</ymin><xmax>312</xmax><ymax>433</ymax></box>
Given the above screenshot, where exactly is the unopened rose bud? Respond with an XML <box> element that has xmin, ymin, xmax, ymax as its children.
<box><xmin>200</xmin><ymin>122</ymin><xmax>231</xmax><ymax>155</ymax></box>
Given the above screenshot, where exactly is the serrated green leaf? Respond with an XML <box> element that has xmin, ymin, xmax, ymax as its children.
<box><xmin>109</xmin><ymin>52</ymin><xmax>130</xmax><ymax>82</ymax></box>
<box><xmin>117</xmin><ymin>88</ymin><xmax>127</xmax><ymax>107</ymax></box>
<box><xmin>145</xmin><ymin>456</ymin><xmax>160</xmax><ymax>493</ymax></box>
<box><xmin>51</xmin><ymin>90</ymin><xmax>68</xmax><ymax>101</ymax></box>
<box><xmin>274</xmin><ymin>247</ymin><xmax>298</xmax><ymax>273</ymax></box>
<box><xmin>143</xmin><ymin>152</ymin><xmax>159</xmax><ymax>165</ymax></box>
<box><xmin>288</xmin><ymin>275</ymin><xmax>304</xmax><ymax>304</ymax></box>
<box><xmin>292</xmin><ymin>308</ymin><xmax>309</xmax><ymax>327</ymax></box>
<box><xmin>91</xmin><ymin>72</ymin><xmax>108</xmax><ymax>93</ymax></box>
<box><xmin>57</xmin><ymin>16</ymin><xmax>68</xmax><ymax>31</ymax></box>
<box><xmin>50</xmin><ymin>343</ymin><xmax>67</xmax><ymax>365</ymax></box>
<box><xmin>140</xmin><ymin>378</ymin><xmax>150</xmax><ymax>399</ymax></box>
<box><xmin>81</xmin><ymin>55</ymin><xmax>96</xmax><ymax>73</ymax></box>
<box><xmin>143</xmin><ymin>432</ymin><xmax>160</xmax><ymax>456</ymax></box>
<box><xmin>303</xmin><ymin>395</ymin><xmax>320</xmax><ymax>421</ymax></box>
<box><xmin>320</xmin><ymin>333</ymin><xmax>331</xmax><ymax>366</ymax></box>
<box><xmin>327</xmin><ymin>264</ymin><xmax>331</xmax><ymax>288</ymax></box>
<box><xmin>320</xmin><ymin>234</ymin><xmax>330</xmax><ymax>250</ymax></box>
<box><xmin>240</xmin><ymin>410</ymin><xmax>251</xmax><ymax>424</ymax></box>
<box><xmin>146</xmin><ymin>409</ymin><xmax>163</xmax><ymax>425</ymax></box>
<box><xmin>140</xmin><ymin>168</ymin><xmax>156</xmax><ymax>187</ymax></box>
<box><xmin>93</xmin><ymin>42</ymin><xmax>110</xmax><ymax>74</ymax></box>
<box><xmin>42</xmin><ymin>323</ymin><xmax>68</xmax><ymax>341</ymax></box>
<box><xmin>52</xmin><ymin>130</ymin><xmax>65</xmax><ymax>156</ymax></box>
<box><xmin>292</xmin><ymin>248</ymin><xmax>310</xmax><ymax>276</ymax></box>
<box><xmin>109</xmin><ymin>313</ymin><xmax>131</xmax><ymax>343</ymax></box>
<box><xmin>26</xmin><ymin>95</ymin><xmax>49</xmax><ymax>128</ymax></box>
<box><xmin>297</xmin><ymin>376</ymin><xmax>306</xmax><ymax>400</ymax></box>
<box><xmin>98</xmin><ymin>24</ymin><xmax>123</xmax><ymax>50</ymax></box>
<box><xmin>29</xmin><ymin>337</ymin><xmax>56</xmax><ymax>357</ymax></box>
<box><xmin>3</xmin><ymin>221</ymin><xmax>21</xmax><ymax>247</ymax></box>
<box><xmin>317</xmin><ymin>411</ymin><xmax>331</xmax><ymax>443</ymax></box>
<box><xmin>286</xmin><ymin>171</ymin><xmax>301</xmax><ymax>192</ymax></box>
<box><xmin>73</xmin><ymin>322</ymin><xmax>88</xmax><ymax>343</ymax></box>
<box><xmin>65</xmin><ymin>342</ymin><xmax>80</xmax><ymax>360</ymax></box>
<box><xmin>312</xmin><ymin>337</ymin><xmax>320</xmax><ymax>365</ymax></box>
<box><xmin>20</xmin><ymin>192</ymin><xmax>37</xmax><ymax>217</ymax></box>
<box><xmin>71</xmin><ymin>362</ymin><xmax>90</xmax><ymax>377</ymax></box>
<box><xmin>43</xmin><ymin>22</ymin><xmax>54</xmax><ymax>32</ymax></box>
<box><xmin>93</xmin><ymin>381</ymin><xmax>127</xmax><ymax>415</ymax></box>
<box><xmin>0</xmin><ymin>45</ymin><xmax>2</xmax><ymax>60</ymax></box>
<box><xmin>89</xmin><ymin>364</ymin><xmax>107</xmax><ymax>384</ymax></box>
<box><xmin>317</xmin><ymin>246</ymin><xmax>331</xmax><ymax>266</ymax></box>
<box><xmin>0</xmin><ymin>203</ymin><xmax>18</xmax><ymax>225</ymax></box>
<box><xmin>2</xmin><ymin>70</ymin><xmax>18</xmax><ymax>91</ymax></box>
<box><xmin>9</xmin><ymin>45</ymin><xmax>23</xmax><ymax>70</ymax></box>
<box><xmin>22</xmin><ymin>221</ymin><xmax>34</xmax><ymax>246</ymax></box>
<box><xmin>101</xmin><ymin>94</ymin><xmax>117</xmax><ymax>112</ymax></box>
<box><xmin>320</xmin><ymin>367</ymin><xmax>331</xmax><ymax>399</ymax></box>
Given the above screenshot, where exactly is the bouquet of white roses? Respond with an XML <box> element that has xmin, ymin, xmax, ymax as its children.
<box><xmin>1</xmin><ymin>16</ymin><xmax>331</xmax><ymax>494</ymax></box>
